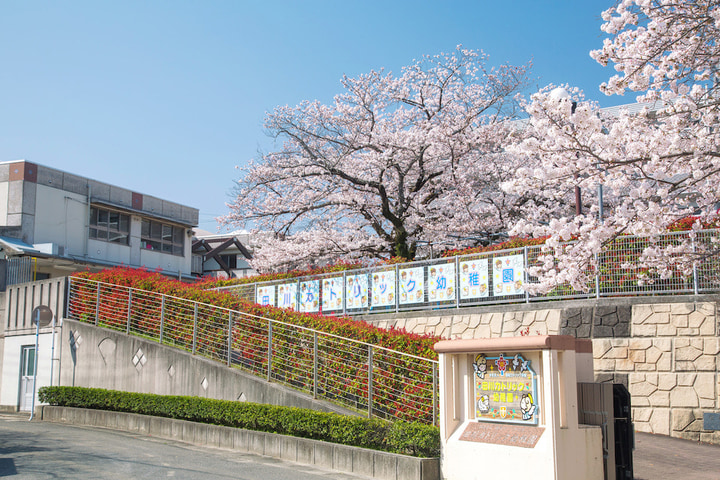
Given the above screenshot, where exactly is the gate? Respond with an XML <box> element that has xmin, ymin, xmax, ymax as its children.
<box><xmin>578</xmin><ymin>382</ymin><xmax>634</xmax><ymax>480</ymax></box>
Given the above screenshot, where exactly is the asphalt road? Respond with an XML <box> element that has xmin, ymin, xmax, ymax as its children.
<box><xmin>3</xmin><ymin>413</ymin><xmax>720</xmax><ymax>479</ymax></box>
<box><xmin>0</xmin><ymin>413</ymin><xmax>368</xmax><ymax>480</ymax></box>
<box><xmin>633</xmin><ymin>431</ymin><xmax>720</xmax><ymax>480</ymax></box>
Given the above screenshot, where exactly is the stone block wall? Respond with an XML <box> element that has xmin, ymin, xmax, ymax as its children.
<box><xmin>592</xmin><ymin>302</ymin><xmax>719</xmax><ymax>443</ymax></box>
<box><xmin>368</xmin><ymin>309</ymin><xmax>563</xmax><ymax>339</ymax></box>
<box><xmin>359</xmin><ymin>298</ymin><xmax>720</xmax><ymax>445</ymax></box>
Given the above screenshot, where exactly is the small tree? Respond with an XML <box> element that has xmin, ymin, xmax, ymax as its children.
<box><xmin>504</xmin><ymin>0</ymin><xmax>720</xmax><ymax>292</ymax></box>
<box><xmin>225</xmin><ymin>47</ymin><xmax>530</xmax><ymax>271</ymax></box>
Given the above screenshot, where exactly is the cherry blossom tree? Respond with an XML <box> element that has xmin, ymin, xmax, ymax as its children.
<box><xmin>225</xmin><ymin>47</ymin><xmax>530</xmax><ymax>271</ymax></box>
<box><xmin>505</xmin><ymin>0</ymin><xmax>720</xmax><ymax>292</ymax></box>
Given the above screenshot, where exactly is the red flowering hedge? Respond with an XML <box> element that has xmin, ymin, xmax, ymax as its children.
<box><xmin>196</xmin><ymin>260</ymin><xmax>364</xmax><ymax>289</ymax></box>
<box><xmin>439</xmin><ymin>236</ymin><xmax>550</xmax><ymax>258</ymax></box>
<box><xmin>69</xmin><ymin>267</ymin><xmax>440</xmax><ymax>424</ymax></box>
<box><xmin>73</xmin><ymin>267</ymin><xmax>438</xmax><ymax>359</ymax></box>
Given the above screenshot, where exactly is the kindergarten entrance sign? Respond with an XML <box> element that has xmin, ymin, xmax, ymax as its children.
<box><xmin>472</xmin><ymin>353</ymin><xmax>538</xmax><ymax>425</ymax></box>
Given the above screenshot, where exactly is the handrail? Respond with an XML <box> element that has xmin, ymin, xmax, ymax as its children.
<box><xmin>66</xmin><ymin>276</ymin><xmax>439</xmax><ymax>425</ymax></box>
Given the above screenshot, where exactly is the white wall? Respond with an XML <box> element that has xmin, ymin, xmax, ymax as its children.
<box><xmin>0</xmin><ymin>331</ymin><xmax>57</xmax><ymax>409</ymax></box>
<box><xmin>139</xmin><ymin>237</ymin><xmax>192</xmax><ymax>276</ymax></box>
<box><xmin>0</xmin><ymin>181</ymin><xmax>8</xmax><ymax>225</ymax></box>
<box><xmin>33</xmin><ymin>184</ymin><xmax>88</xmax><ymax>257</ymax></box>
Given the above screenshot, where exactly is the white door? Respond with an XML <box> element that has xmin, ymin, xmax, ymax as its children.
<box><xmin>19</xmin><ymin>345</ymin><xmax>36</xmax><ymax>411</ymax></box>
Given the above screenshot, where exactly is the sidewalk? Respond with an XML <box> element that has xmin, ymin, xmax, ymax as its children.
<box><xmin>633</xmin><ymin>431</ymin><xmax>720</xmax><ymax>480</ymax></box>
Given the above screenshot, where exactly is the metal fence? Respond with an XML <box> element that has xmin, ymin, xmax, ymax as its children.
<box><xmin>66</xmin><ymin>276</ymin><xmax>438</xmax><ymax>425</ymax></box>
<box><xmin>2</xmin><ymin>257</ymin><xmax>37</xmax><ymax>289</ymax></box>
<box><xmin>217</xmin><ymin>229</ymin><xmax>720</xmax><ymax>315</ymax></box>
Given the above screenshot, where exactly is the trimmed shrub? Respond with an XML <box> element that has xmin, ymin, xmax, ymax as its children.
<box><xmin>39</xmin><ymin>386</ymin><xmax>440</xmax><ymax>458</ymax></box>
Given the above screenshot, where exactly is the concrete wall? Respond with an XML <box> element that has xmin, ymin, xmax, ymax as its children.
<box><xmin>359</xmin><ymin>295</ymin><xmax>720</xmax><ymax>445</ymax></box>
<box><xmin>58</xmin><ymin>319</ymin><xmax>354</xmax><ymax>416</ymax></box>
<box><xmin>0</xmin><ymin>278</ymin><xmax>66</xmax><ymax>410</ymax></box>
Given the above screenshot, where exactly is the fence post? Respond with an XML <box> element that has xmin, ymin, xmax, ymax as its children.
<box><xmin>692</xmin><ymin>237</ymin><xmax>699</xmax><ymax>295</ymax></box>
<box><xmin>595</xmin><ymin>252</ymin><xmax>601</xmax><ymax>299</ymax></box>
<box><xmin>227</xmin><ymin>311</ymin><xmax>233</xmax><ymax>368</ymax></box>
<box><xmin>524</xmin><ymin>246</ymin><xmax>530</xmax><ymax>303</ymax></box>
<box><xmin>342</xmin><ymin>271</ymin><xmax>347</xmax><ymax>316</ymax></box>
<box><xmin>95</xmin><ymin>282</ymin><xmax>101</xmax><ymax>326</ymax></box>
<box><xmin>192</xmin><ymin>303</ymin><xmax>198</xmax><ymax>355</ymax></box>
<box><xmin>455</xmin><ymin>256</ymin><xmax>460</xmax><ymax>309</ymax></box>
<box><xmin>126</xmin><ymin>289</ymin><xmax>132</xmax><ymax>334</ymax></box>
<box><xmin>267</xmin><ymin>320</ymin><xmax>273</xmax><ymax>382</ymax></box>
<box><xmin>367</xmin><ymin>345</ymin><xmax>374</xmax><ymax>418</ymax></box>
<box><xmin>159</xmin><ymin>296</ymin><xmax>165</xmax><ymax>344</ymax></box>
<box><xmin>65</xmin><ymin>277</ymin><xmax>72</xmax><ymax>321</ymax></box>
<box><xmin>313</xmin><ymin>331</ymin><xmax>318</xmax><ymax>399</ymax></box>
<box><xmin>395</xmin><ymin>265</ymin><xmax>399</xmax><ymax>313</ymax></box>
<box><xmin>433</xmin><ymin>362</ymin><xmax>438</xmax><ymax>427</ymax></box>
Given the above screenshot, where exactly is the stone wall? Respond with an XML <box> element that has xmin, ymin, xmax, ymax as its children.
<box><xmin>366</xmin><ymin>308</ymin><xmax>564</xmax><ymax>339</ymax></box>
<box><xmin>358</xmin><ymin>297</ymin><xmax>720</xmax><ymax>444</ymax></box>
<box><xmin>592</xmin><ymin>302</ymin><xmax>719</xmax><ymax>444</ymax></box>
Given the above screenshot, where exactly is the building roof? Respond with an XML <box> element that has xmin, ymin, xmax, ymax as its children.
<box><xmin>1</xmin><ymin>160</ymin><xmax>199</xmax><ymax>226</ymax></box>
<box><xmin>0</xmin><ymin>236</ymin><xmax>44</xmax><ymax>256</ymax></box>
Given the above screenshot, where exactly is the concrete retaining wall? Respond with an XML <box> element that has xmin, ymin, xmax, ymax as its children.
<box><xmin>40</xmin><ymin>406</ymin><xmax>440</xmax><ymax>480</ymax></box>
<box><xmin>58</xmin><ymin>319</ymin><xmax>353</xmax><ymax>416</ymax></box>
<box><xmin>359</xmin><ymin>295</ymin><xmax>720</xmax><ymax>444</ymax></box>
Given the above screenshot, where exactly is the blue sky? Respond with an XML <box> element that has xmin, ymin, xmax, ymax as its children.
<box><xmin>0</xmin><ymin>1</ymin><xmax>628</xmax><ymax>231</ymax></box>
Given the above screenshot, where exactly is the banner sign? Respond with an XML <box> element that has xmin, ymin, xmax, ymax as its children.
<box><xmin>277</xmin><ymin>283</ymin><xmax>297</xmax><ymax>310</ymax></box>
<box><xmin>322</xmin><ymin>276</ymin><xmax>344</xmax><ymax>311</ymax></box>
<box><xmin>299</xmin><ymin>280</ymin><xmax>320</xmax><ymax>313</ymax></box>
<box><xmin>256</xmin><ymin>285</ymin><xmax>276</xmax><ymax>306</ymax></box>
<box><xmin>428</xmin><ymin>262</ymin><xmax>455</xmax><ymax>302</ymax></box>
<box><xmin>399</xmin><ymin>267</ymin><xmax>424</xmax><ymax>304</ymax></box>
<box><xmin>459</xmin><ymin>259</ymin><xmax>489</xmax><ymax>299</ymax></box>
<box><xmin>345</xmin><ymin>274</ymin><xmax>369</xmax><ymax>309</ymax></box>
<box><xmin>371</xmin><ymin>270</ymin><xmax>396</xmax><ymax>307</ymax></box>
<box><xmin>492</xmin><ymin>254</ymin><xmax>524</xmax><ymax>296</ymax></box>
<box><xmin>473</xmin><ymin>352</ymin><xmax>539</xmax><ymax>425</ymax></box>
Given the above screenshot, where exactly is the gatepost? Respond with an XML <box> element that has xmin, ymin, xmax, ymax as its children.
<box><xmin>434</xmin><ymin>335</ymin><xmax>603</xmax><ymax>480</ymax></box>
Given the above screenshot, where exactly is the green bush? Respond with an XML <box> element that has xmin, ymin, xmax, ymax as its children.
<box><xmin>39</xmin><ymin>386</ymin><xmax>440</xmax><ymax>458</ymax></box>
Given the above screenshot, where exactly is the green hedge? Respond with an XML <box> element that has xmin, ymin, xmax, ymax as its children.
<box><xmin>39</xmin><ymin>386</ymin><xmax>440</xmax><ymax>458</ymax></box>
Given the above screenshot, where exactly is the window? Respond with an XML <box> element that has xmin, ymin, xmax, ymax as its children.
<box><xmin>141</xmin><ymin>219</ymin><xmax>184</xmax><ymax>255</ymax></box>
<box><xmin>219</xmin><ymin>254</ymin><xmax>238</xmax><ymax>269</ymax></box>
<box><xmin>89</xmin><ymin>207</ymin><xmax>130</xmax><ymax>245</ymax></box>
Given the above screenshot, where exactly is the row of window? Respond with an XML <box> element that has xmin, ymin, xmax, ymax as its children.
<box><xmin>89</xmin><ymin>206</ymin><xmax>185</xmax><ymax>256</ymax></box>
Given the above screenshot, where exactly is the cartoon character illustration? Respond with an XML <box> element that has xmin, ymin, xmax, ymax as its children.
<box><xmin>520</xmin><ymin>393</ymin><xmax>537</xmax><ymax>420</ymax></box>
<box><xmin>513</xmin><ymin>354</ymin><xmax>520</xmax><ymax>370</ymax></box>
<box><xmin>472</xmin><ymin>354</ymin><xmax>487</xmax><ymax>379</ymax></box>
<box><xmin>477</xmin><ymin>394</ymin><xmax>490</xmax><ymax>413</ymax></box>
<box><xmin>521</xmin><ymin>358</ymin><xmax>530</xmax><ymax>373</ymax></box>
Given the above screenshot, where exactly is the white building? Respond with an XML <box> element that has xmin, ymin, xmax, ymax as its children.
<box><xmin>0</xmin><ymin>160</ymin><xmax>199</xmax><ymax>412</ymax></box>
<box><xmin>0</xmin><ymin>160</ymin><xmax>198</xmax><ymax>282</ymax></box>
